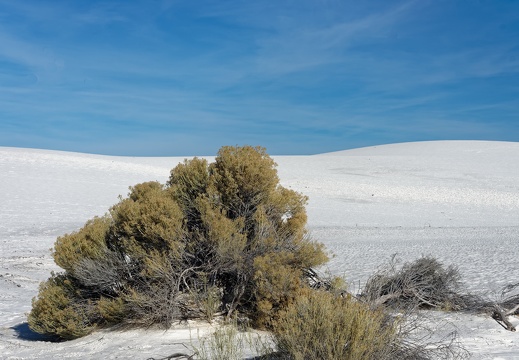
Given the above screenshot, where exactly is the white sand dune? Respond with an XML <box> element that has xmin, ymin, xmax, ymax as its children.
<box><xmin>1</xmin><ymin>141</ymin><xmax>518</xmax><ymax>359</ymax></box>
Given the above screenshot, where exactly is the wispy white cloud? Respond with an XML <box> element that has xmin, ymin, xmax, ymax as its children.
<box><xmin>249</xmin><ymin>1</ymin><xmax>417</xmax><ymax>75</ymax></box>
<box><xmin>0</xmin><ymin>29</ymin><xmax>62</xmax><ymax>72</ymax></box>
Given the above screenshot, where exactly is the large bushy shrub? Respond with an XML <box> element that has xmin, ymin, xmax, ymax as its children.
<box><xmin>28</xmin><ymin>146</ymin><xmax>328</xmax><ymax>339</ymax></box>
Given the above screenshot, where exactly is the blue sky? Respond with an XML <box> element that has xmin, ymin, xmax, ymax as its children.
<box><xmin>0</xmin><ymin>0</ymin><xmax>518</xmax><ymax>156</ymax></box>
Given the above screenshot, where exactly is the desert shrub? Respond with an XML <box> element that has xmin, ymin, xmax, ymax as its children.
<box><xmin>272</xmin><ymin>290</ymin><xmax>399</xmax><ymax>360</ymax></box>
<box><xmin>29</xmin><ymin>145</ymin><xmax>328</xmax><ymax>339</ymax></box>
<box><xmin>362</xmin><ymin>256</ymin><xmax>465</xmax><ymax>310</ymax></box>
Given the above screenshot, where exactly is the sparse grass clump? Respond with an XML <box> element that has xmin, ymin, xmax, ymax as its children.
<box><xmin>192</xmin><ymin>322</ymin><xmax>247</xmax><ymax>360</ymax></box>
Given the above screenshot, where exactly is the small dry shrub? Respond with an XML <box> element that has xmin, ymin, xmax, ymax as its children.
<box><xmin>362</xmin><ymin>256</ymin><xmax>464</xmax><ymax>310</ymax></box>
<box><xmin>272</xmin><ymin>290</ymin><xmax>399</xmax><ymax>360</ymax></box>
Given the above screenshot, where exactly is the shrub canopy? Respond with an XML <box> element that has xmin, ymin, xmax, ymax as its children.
<box><xmin>29</xmin><ymin>145</ymin><xmax>328</xmax><ymax>339</ymax></box>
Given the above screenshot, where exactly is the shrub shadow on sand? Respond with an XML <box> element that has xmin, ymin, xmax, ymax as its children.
<box><xmin>11</xmin><ymin>322</ymin><xmax>61</xmax><ymax>342</ymax></box>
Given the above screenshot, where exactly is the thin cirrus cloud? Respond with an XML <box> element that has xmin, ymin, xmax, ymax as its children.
<box><xmin>0</xmin><ymin>0</ymin><xmax>518</xmax><ymax>156</ymax></box>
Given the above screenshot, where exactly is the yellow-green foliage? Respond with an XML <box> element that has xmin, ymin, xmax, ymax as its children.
<box><xmin>30</xmin><ymin>145</ymin><xmax>329</xmax><ymax>340</ymax></box>
<box><xmin>196</xmin><ymin>196</ymin><xmax>247</xmax><ymax>268</ymax></box>
<box><xmin>53</xmin><ymin>216</ymin><xmax>111</xmax><ymax>274</ymax></box>
<box><xmin>168</xmin><ymin>157</ymin><xmax>210</xmax><ymax>221</ymax></box>
<box><xmin>273</xmin><ymin>291</ymin><xmax>398</xmax><ymax>360</ymax></box>
<box><xmin>28</xmin><ymin>274</ymin><xmax>95</xmax><ymax>340</ymax></box>
<box><xmin>253</xmin><ymin>251</ymin><xmax>309</xmax><ymax>327</ymax></box>
<box><xmin>210</xmin><ymin>146</ymin><xmax>279</xmax><ymax>219</ymax></box>
<box><xmin>110</xmin><ymin>181</ymin><xmax>185</xmax><ymax>260</ymax></box>
<box><xmin>96</xmin><ymin>296</ymin><xmax>126</xmax><ymax>324</ymax></box>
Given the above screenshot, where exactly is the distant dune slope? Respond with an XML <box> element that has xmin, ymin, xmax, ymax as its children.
<box><xmin>1</xmin><ymin>141</ymin><xmax>518</xmax><ymax>232</ymax></box>
<box><xmin>276</xmin><ymin>140</ymin><xmax>519</xmax><ymax>228</ymax></box>
<box><xmin>319</xmin><ymin>140</ymin><xmax>519</xmax><ymax>157</ymax></box>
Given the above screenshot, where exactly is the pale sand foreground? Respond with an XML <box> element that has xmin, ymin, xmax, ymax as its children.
<box><xmin>1</xmin><ymin>141</ymin><xmax>518</xmax><ymax>359</ymax></box>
